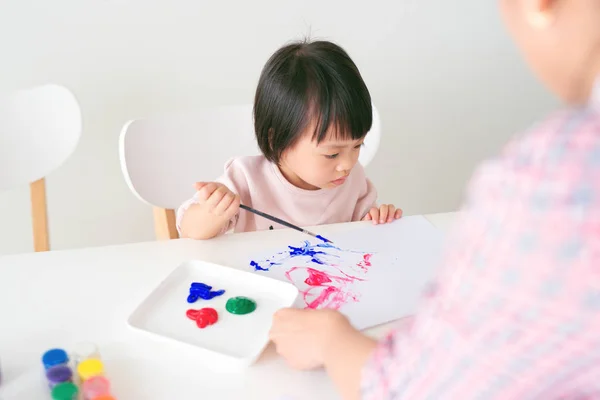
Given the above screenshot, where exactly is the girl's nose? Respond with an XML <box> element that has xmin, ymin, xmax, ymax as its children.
<box><xmin>337</xmin><ymin>156</ymin><xmax>355</xmax><ymax>172</ymax></box>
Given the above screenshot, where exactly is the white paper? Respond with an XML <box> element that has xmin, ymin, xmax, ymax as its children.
<box><xmin>248</xmin><ymin>216</ymin><xmax>445</xmax><ymax>330</ymax></box>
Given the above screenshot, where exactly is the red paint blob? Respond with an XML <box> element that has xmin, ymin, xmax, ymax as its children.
<box><xmin>304</xmin><ymin>268</ymin><xmax>333</xmax><ymax>286</ymax></box>
<box><xmin>186</xmin><ymin>307</ymin><xmax>218</xmax><ymax>328</ymax></box>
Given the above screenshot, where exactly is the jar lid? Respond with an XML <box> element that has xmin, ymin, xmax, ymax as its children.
<box><xmin>51</xmin><ymin>382</ymin><xmax>79</xmax><ymax>400</ymax></box>
<box><xmin>46</xmin><ymin>365</ymin><xmax>73</xmax><ymax>383</ymax></box>
<box><xmin>77</xmin><ymin>358</ymin><xmax>104</xmax><ymax>380</ymax></box>
<box><xmin>83</xmin><ymin>375</ymin><xmax>111</xmax><ymax>398</ymax></box>
<box><xmin>42</xmin><ymin>349</ymin><xmax>69</xmax><ymax>369</ymax></box>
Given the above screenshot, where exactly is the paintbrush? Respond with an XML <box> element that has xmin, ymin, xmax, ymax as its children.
<box><xmin>239</xmin><ymin>204</ymin><xmax>333</xmax><ymax>244</ymax></box>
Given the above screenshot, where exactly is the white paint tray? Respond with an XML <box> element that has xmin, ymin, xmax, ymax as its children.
<box><xmin>127</xmin><ymin>259</ymin><xmax>299</xmax><ymax>370</ymax></box>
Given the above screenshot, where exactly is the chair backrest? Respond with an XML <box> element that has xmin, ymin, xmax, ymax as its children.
<box><xmin>119</xmin><ymin>103</ymin><xmax>382</xmax><ymax>210</ymax></box>
<box><xmin>0</xmin><ymin>84</ymin><xmax>82</xmax><ymax>251</ymax></box>
<box><xmin>0</xmin><ymin>84</ymin><xmax>82</xmax><ymax>190</ymax></box>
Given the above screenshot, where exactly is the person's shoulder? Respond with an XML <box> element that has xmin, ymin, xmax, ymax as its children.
<box><xmin>467</xmin><ymin>108</ymin><xmax>600</xmax><ymax>204</ymax></box>
<box><xmin>501</xmin><ymin>107</ymin><xmax>600</xmax><ymax>166</ymax></box>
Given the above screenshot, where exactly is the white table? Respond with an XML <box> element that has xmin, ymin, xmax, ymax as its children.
<box><xmin>0</xmin><ymin>213</ymin><xmax>456</xmax><ymax>400</ymax></box>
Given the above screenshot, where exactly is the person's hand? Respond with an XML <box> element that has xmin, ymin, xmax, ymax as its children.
<box><xmin>269</xmin><ymin>308</ymin><xmax>355</xmax><ymax>370</ymax></box>
<box><xmin>363</xmin><ymin>204</ymin><xmax>403</xmax><ymax>224</ymax></box>
<box><xmin>193</xmin><ymin>182</ymin><xmax>240</xmax><ymax>223</ymax></box>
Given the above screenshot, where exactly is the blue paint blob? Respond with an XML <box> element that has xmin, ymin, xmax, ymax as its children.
<box><xmin>191</xmin><ymin>282</ymin><xmax>211</xmax><ymax>290</ymax></box>
<box><xmin>188</xmin><ymin>282</ymin><xmax>226</xmax><ymax>302</ymax></box>
<box><xmin>189</xmin><ymin>287</ymin><xmax>210</xmax><ymax>295</ymax></box>
<box><xmin>205</xmin><ymin>289</ymin><xmax>226</xmax><ymax>299</ymax></box>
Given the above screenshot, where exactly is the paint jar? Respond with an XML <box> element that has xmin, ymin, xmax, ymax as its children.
<box><xmin>46</xmin><ymin>365</ymin><xmax>73</xmax><ymax>388</ymax></box>
<box><xmin>42</xmin><ymin>349</ymin><xmax>70</xmax><ymax>371</ymax></box>
<box><xmin>71</xmin><ymin>342</ymin><xmax>100</xmax><ymax>367</ymax></box>
<box><xmin>77</xmin><ymin>358</ymin><xmax>104</xmax><ymax>382</ymax></box>
<box><xmin>82</xmin><ymin>376</ymin><xmax>111</xmax><ymax>399</ymax></box>
<box><xmin>70</xmin><ymin>341</ymin><xmax>100</xmax><ymax>387</ymax></box>
<box><xmin>51</xmin><ymin>382</ymin><xmax>79</xmax><ymax>400</ymax></box>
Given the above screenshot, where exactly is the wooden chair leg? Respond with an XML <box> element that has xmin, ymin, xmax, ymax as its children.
<box><xmin>153</xmin><ymin>207</ymin><xmax>179</xmax><ymax>240</ymax></box>
<box><xmin>30</xmin><ymin>178</ymin><xmax>50</xmax><ymax>252</ymax></box>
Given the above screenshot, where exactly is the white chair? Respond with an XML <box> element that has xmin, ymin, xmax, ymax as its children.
<box><xmin>0</xmin><ymin>84</ymin><xmax>82</xmax><ymax>251</ymax></box>
<box><xmin>119</xmin><ymin>104</ymin><xmax>382</xmax><ymax>240</ymax></box>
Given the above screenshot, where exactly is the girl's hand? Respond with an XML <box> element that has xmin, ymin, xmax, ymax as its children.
<box><xmin>269</xmin><ymin>308</ymin><xmax>354</xmax><ymax>370</ymax></box>
<box><xmin>193</xmin><ymin>181</ymin><xmax>240</xmax><ymax>221</ymax></box>
<box><xmin>179</xmin><ymin>182</ymin><xmax>239</xmax><ymax>240</ymax></box>
<box><xmin>363</xmin><ymin>204</ymin><xmax>403</xmax><ymax>224</ymax></box>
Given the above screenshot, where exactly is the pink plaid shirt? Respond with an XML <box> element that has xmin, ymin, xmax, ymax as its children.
<box><xmin>362</xmin><ymin>79</ymin><xmax>600</xmax><ymax>399</ymax></box>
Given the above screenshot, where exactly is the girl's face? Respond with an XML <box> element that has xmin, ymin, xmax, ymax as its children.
<box><xmin>278</xmin><ymin>121</ymin><xmax>364</xmax><ymax>191</ymax></box>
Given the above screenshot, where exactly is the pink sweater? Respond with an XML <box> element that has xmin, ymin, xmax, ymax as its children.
<box><xmin>176</xmin><ymin>155</ymin><xmax>377</xmax><ymax>235</ymax></box>
<box><xmin>361</xmin><ymin>79</ymin><xmax>600</xmax><ymax>399</ymax></box>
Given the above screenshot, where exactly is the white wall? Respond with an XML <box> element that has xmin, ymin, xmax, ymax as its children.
<box><xmin>0</xmin><ymin>0</ymin><xmax>558</xmax><ymax>255</ymax></box>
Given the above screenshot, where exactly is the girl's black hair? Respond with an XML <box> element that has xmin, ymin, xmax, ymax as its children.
<box><xmin>253</xmin><ymin>39</ymin><xmax>372</xmax><ymax>163</ymax></box>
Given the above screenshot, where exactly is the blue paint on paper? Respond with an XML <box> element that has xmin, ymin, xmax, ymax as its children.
<box><xmin>250</xmin><ymin>258</ymin><xmax>283</xmax><ymax>271</ymax></box>
<box><xmin>250</xmin><ymin>260</ymin><xmax>270</xmax><ymax>271</ymax></box>
<box><xmin>315</xmin><ymin>235</ymin><xmax>330</xmax><ymax>243</ymax></box>
<box><xmin>288</xmin><ymin>243</ymin><xmax>326</xmax><ymax>258</ymax></box>
<box><xmin>308</xmin><ymin>256</ymin><xmax>325</xmax><ymax>265</ymax></box>
<box><xmin>287</xmin><ymin>242</ymin><xmax>334</xmax><ymax>264</ymax></box>
<box><xmin>251</xmin><ymin>241</ymin><xmax>343</xmax><ymax>271</ymax></box>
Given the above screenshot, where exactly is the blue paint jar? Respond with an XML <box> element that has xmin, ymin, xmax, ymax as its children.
<box><xmin>42</xmin><ymin>349</ymin><xmax>69</xmax><ymax>371</ymax></box>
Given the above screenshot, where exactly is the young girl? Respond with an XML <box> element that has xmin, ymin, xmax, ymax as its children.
<box><xmin>269</xmin><ymin>1</ymin><xmax>600</xmax><ymax>399</ymax></box>
<box><xmin>177</xmin><ymin>40</ymin><xmax>402</xmax><ymax>240</ymax></box>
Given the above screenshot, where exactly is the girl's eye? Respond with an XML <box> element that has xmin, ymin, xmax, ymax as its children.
<box><xmin>354</xmin><ymin>143</ymin><xmax>364</xmax><ymax>149</ymax></box>
<box><xmin>325</xmin><ymin>153</ymin><xmax>339</xmax><ymax>159</ymax></box>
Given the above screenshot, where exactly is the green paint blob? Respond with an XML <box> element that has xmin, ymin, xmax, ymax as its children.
<box><xmin>225</xmin><ymin>296</ymin><xmax>257</xmax><ymax>315</ymax></box>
